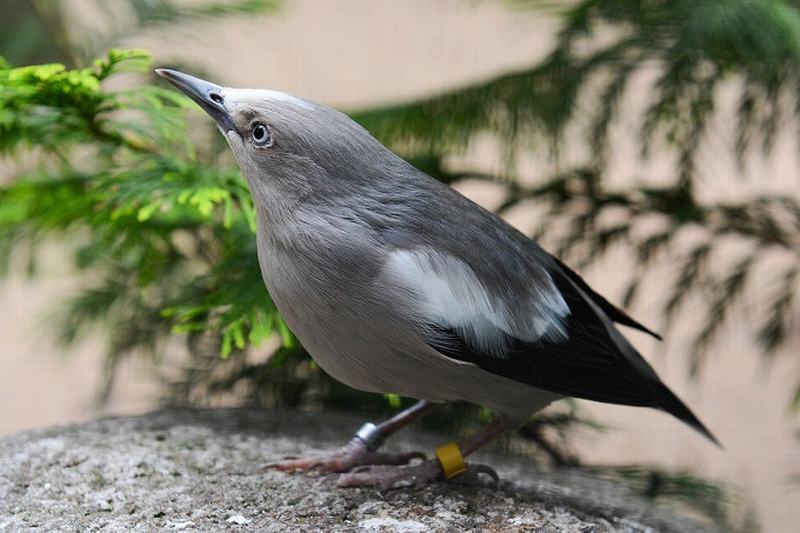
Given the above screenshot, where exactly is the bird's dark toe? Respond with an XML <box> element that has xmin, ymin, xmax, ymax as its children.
<box><xmin>336</xmin><ymin>459</ymin><xmax>443</xmax><ymax>490</ymax></box>
<box><xmin>261</xmin><ymin>438</ymin><xmax>428</xmax><ymax>475</ymax></box>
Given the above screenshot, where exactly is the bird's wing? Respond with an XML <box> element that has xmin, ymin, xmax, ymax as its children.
<box><xmin>552</xmin><ymin>257</ymin><xmax>662</xmax><ymax>340</ymax></box>
<box><xmin>381</xmin><ymin>246</ymin><xmax>718</xmax><ymax>444</ymax></box>
<box><xmin>382</xmin><ymin>248</ymin><xmax>573</xmax><ymax>356</ymax></box>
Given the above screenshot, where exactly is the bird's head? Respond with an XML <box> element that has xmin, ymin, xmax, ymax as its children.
<box><xmin>155</xmin><ymin>68</ymin><xmax>395</xmax><ymax>212</ymax></box>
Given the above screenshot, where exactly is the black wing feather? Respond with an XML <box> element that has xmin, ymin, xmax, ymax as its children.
<box><xmin>425</xmin><ymin>266</ymin><xmax>720</xmax><ymax>446</ymax></box>
<box><xmin>553</xmin><ymin>257</ymin><xmax>662</xmax><ymax>341</ymax></box>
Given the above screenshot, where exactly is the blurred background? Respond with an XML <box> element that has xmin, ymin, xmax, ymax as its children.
<box><xmin>1</xmin><ymin>1</ymin><xmax>799</xmax><ymax>531</ymax></box>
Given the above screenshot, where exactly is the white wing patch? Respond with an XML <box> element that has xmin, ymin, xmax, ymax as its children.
<box><xmin>383</xmin><ymin>249</ymin><xmax>570</xmax><ymax>357</ymax></box>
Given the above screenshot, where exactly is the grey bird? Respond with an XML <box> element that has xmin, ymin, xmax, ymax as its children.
<box><xmin>156</xmin><ymin>68</ymin><xmax>719</xmax><ymax>489</ymax></box>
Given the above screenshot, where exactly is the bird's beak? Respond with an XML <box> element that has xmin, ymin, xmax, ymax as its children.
<box><xmin>155</xmin><ymin>68</ymin><xmax>237</xmax><ymax>134</ymax></box>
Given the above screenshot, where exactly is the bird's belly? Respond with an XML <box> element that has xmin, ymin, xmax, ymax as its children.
<box><xmin>270</xmin><ymin>285</ymin><xmax>560</xmax><ymax>419</ymax></box>
<box><xmin>267</xmin><ymin>286</ymin><xmax>420</xmax><ymax>395</ymax></box>
<box><xmin>258</xmin><ymin>240</ymin><xmax>561</xmax><ymax>419</ymax></box>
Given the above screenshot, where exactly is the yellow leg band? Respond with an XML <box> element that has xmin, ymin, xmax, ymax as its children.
<box><xmin>435</xmin><ymin>442</ymin><xmax>467</xmax><ymax>479</ymax></box>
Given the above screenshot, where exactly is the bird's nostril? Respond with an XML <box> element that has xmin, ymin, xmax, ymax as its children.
<box><xmin>210</xmin><ymin>93</ymin><xmax>223</xmax><ymax>105</ymax></box>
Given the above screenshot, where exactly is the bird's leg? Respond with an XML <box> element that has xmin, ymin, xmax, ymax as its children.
<box><xmin>263</xmin><ymin>400</ymin><xmax>434</xmax><ymax>473</ymax></box>
<box><xmin>337</xmin><ymin>414</ymin><xmax>512</xmax><ymax>490</ymax></box>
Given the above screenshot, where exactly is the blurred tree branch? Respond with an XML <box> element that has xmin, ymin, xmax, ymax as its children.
<box><xmin>0</xmin><ymin>0</ymin><xmax>282</xmax><ymax>67</ymax></box>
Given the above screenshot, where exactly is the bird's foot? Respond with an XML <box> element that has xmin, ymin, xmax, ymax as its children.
<box><xmin>337</xmin><ymin>459</ymin><xmax>500</xmax><ymax>491</ymax></box>
<box><xmin>262</xmin><ymin>436</ymin><xmax>426</xmax><ymax>474</ymax></box>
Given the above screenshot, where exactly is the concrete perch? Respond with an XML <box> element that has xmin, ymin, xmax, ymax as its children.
<box><xmin>0</xmin><ymin>408</ymin><xmax>717</xmax><ymax>532</ymax></box>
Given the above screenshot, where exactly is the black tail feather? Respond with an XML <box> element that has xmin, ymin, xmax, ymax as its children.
<box><xmin>655</xmin><ymin>382</ymin><xmax>722</xmax><ymax>448</ymax></box>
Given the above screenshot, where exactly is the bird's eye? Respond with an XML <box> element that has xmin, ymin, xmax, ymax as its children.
<box><xmin>251</xmin><ymin>123</ymin><xmax>273</xmax><ymax>147</ymax></box>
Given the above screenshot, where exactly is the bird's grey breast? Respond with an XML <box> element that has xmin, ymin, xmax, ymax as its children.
<box><xmin>256</xmin><ymin>207</ymin><xmax>379</xmax><ymax>320</ymax></box>
<box><xmin>254</xmin><ymin>206</ymin><xmax>421</xmax><ymax>392</ymax></box>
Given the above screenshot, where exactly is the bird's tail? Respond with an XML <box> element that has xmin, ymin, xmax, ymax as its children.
<box><xmin>654</xmin><ymin>382</ymin><xmax>722</xmax><ymax>448</ymax></box>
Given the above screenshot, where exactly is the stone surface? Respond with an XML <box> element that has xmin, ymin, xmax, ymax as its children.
<box><xmin>0</xmin><ymin>408</ymin><xmax>717</xmax><ymax>532</ymax></box>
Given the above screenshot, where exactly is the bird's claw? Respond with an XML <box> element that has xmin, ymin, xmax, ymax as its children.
<box><xmin>337</xmin><ymin>459</ymin><xmax>441</xmax><ymax>490</ymax></box>
<box><xmin>448</xmin><ymin>463</ymin><xmax>500</xmax><ymax>486</ymax></box>
<box><xmin>261</xmin><ymin>437</ymin><xmax>427</xmax><ymax>474</ymax></box>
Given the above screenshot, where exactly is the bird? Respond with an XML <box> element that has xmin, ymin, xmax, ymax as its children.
<box><xmin>156</xmin><ymin>68</ymin><xmax>720</xmax><ymax>490</ymax></box>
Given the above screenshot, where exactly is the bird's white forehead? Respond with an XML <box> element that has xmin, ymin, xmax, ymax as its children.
<box><xmin>223</xmin><ymin>87</ymin><xmax>313</xmax><ymax>110</ymax></box>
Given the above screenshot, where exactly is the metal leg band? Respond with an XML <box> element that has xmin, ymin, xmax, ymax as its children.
<box><xmin>354</xmin><ymin>422</ymin><xmax>383</xmax><ymax>451</ymax></box>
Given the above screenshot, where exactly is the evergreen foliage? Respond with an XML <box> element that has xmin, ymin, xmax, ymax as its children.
<box><xmin>0</xmin><ymin>49</ymin><xmax>289</xmax><ymax>400</ymax></box>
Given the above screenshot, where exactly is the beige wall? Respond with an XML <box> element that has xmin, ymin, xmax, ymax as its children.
<box><xmin>2</xmin><ymin>1</ymin><xmax>799</xmax><ymax>531</ymax></box>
